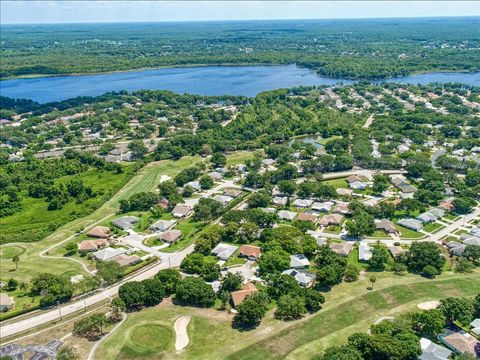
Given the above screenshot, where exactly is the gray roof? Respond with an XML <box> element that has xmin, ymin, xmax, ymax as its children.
<box><xmin>282</xmin><ymin>269</ymin><xmax>315</xmax><ymax>287</ymax></box>
<box><xmin>93</xmin><ymin>247</ymin><xmax>127</xmax><ymax>261</ymax></box>
<box><xmin>112</xmin><ymin>216</ymin><xmax>138</xmax><ymax>230</ymax></box>
<box><xmin>398</xmin><ymin>218</ymin><xmax>423</xmax><ymax>231</ymax></box>
<box><xmin>290</xmin><ymin>254</ymin><xmax>310</xmax><ymax>268</ymax></box>
<box><xmin>211</xmin><ymin>243</ymin><xmax>238</xmax><ymax>261</ymax></box>
<box><xmin>150</xmin><ymin>219</ymin><xmax>176</xmax><ymax>232</ymax></box>
<box><xmin>420</xmin><ymin>338</ymin><xmax>452</xmax><ymax>360</ymax></box>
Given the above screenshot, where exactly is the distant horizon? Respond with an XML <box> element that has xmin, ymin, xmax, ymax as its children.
<box><xmin>2</xmin><ymin>14</ymin><xmax>479</xmax><ymax>27</ymax></box>
<box><xmin>2</xmin><ymin>1</ymin><xmax>479</xmax><ymax>25</ymax></box>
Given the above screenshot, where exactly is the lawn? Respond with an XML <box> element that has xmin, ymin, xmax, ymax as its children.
<box><xmin>94</xmin><ymin>270</ymin><xmax>480</xmax><ymax>360</ymax></box>
<box><xmin>225</xmin><ymin>151</ymin><xmax>257</xmax><ymax>167</ymax></box>
<box><xmin>423</xmin><ymin>222</ymin><xmax>444</xmax><ymax>233</ymax></box>
<box><xmin>396</xmin><ymin>225</ymin><xmax>424</xmax><ymax>239</ymax></box>
<box><xmin>323</xmin><ymin>178</ymin><xmax>349</xmax><ymax>189</ymax></box>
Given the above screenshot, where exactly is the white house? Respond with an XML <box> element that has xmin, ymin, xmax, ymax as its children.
<box><xmin>150</xmin><ymin>219</ymin><xmax>177</xmax><ymax>232</ymax></box>
<box><xmin>282</xmin><ymin>269</ymin><xmax>315</xmax><ymax>287</ymax></box>
<box><xmin>211</xmin><ymin>243</ymin><xmax>238</xmax><ymax>261</ymax></box>
<box><xmin>290</xmin><ymin>254</ymin><xmax>310</xmax><ymax>269</ymax></box>
<box><xmin>278</xmin><ymin>210</ymin><xmax>297</xmax><ymax>221</ymax></box>
<box><xmin>419</xmin><ymin>338</ymin><xmax>452</xmax><ymax>360</ymax></box>
<box><xmin>358</xmin><ymin>243</ymin><xmax>373</xmax><ymax>261</ymax></box>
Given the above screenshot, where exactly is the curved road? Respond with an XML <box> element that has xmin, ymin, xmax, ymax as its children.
<box><xmin>0</xmin><ymin>245</ymin><xmax>194</xmax><ymax>339</ymax></box>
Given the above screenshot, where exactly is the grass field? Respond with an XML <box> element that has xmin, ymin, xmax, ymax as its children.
<box><xmin>95</xmin><ymin>270</ymin><xmax>480</xmax><ymax>360</ymax></box>
<box><xmin>225</xmin><ymin>151</ymin><xmax>257</xmax><ymax>167</ymax></box>
<box><xmin>323</xmin><ymin>178</ymin><xmax>349</xmax><ymax>189</ymax></box>
<box><xmin>0</xmin><ymin>157</ymin><xmax>202</xmax><ymax>297</ymax></box>
<box><xmin>0</xmin><ymin>165</ymin><xmax>137</xmax><ymax>244</ymax></box>
<box><xmin>396</xmin><ymin>225</ymin><xmax>424</xmax><ymax>239</ymax></box>
<box><xmin>423</xmin><ymin>222</ymin><xmax>444</xmax><ymax>233</ymax></box>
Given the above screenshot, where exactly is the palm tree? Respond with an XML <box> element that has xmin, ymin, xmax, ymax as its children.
<box><xmin>369</xmin><ymin>275</ymin><xmax>377</xmax><ymax>290</ymax></box>
<box><xmin>12</xmin><ymin>255</ymin><xmax>19</xmax><ymax>271</ymax></box>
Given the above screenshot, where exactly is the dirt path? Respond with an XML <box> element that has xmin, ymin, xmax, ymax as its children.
<box><xmin>417</xmin><ymin>300</ymin><xmax>440</xmax><ymax>310</ymax></box>
<box><xmin>174</xmin><ymin>316</ymin><xmax>191</xmax><ymax>352</ymax></box>
<box><xmin>362</xmin><ymin>114</ymin><xmax>374</xmax><ymax>129</ymax></box>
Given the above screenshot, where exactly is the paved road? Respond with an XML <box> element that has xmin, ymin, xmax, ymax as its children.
<box><xmin>0</xmin><ymin>245</ymin><xmax>194</xmax><ymax>339</ymax></box>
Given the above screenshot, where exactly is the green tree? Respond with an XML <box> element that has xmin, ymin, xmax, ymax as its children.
<box><xmin>64</xmin><ymin>242</ymin><xmax>77</xmax><ymax>256</ymax></box>
<box><xmin>199</xmin><ymin>174</ymin><xmax>214</xmax><ymax>189</ymax></box>
<box><xmin>346</xmin><ymin>210</ymin><xmax>375</xmax><ymax>238</ymax></box>
<box><xmin>439</xmin><ymin>297</ymin><xmax>474</xmax><ymax>326</ymax></box>
<box><xmin>7</xmin><ymin>278</ymin><xmax>18</xmax><ymax>290</ymax></box>
<box><xmin>220</xmin><ymin>273</ymin><xmax>243</xmax><ymax>293</ymax></box>
<box><xmin>368</xmin><ymin>246</ymin><xmax>389</xmax><ymax>271</ymax></box>
<box><xmin>464</xmin><ymin>245</ymin><xmax>480</xmax><ymax>262</ymax></box>
<box><xmin>412</xmin><ymin>309</ymin><xmax>446</xmax><ymax>337</ymax></box>
<box><xmin>422</xmin><ymin>265</ymin><xmax>440</xmax><ymax>278</ymax></box>
<box><xmin>128</xmin><ymin>139</ymin><xmax>148</xmax><ymax>160</ymax></box>
<box><xmin>57</xmin><ymin>345</ymin><xmax>80</xmax><ymax>360</ymax></box>
<box><xmin>118</xmin><ymin>281</ymin><xmax>147</xmax><ymax>309</ymax></box>
<box><xmin>275</xmin><ymin>294</ymin><xmax>307</xmax><ymax>320</ymax></box>
<box><xmin>314</xmin><ymin>345</ymin><xmax>362</xmax><ymax>360</ymax></box>
<box><xmin>155</xmin><ymin>269</ymin><xmax>182</xmax><ymax>295</ymax></box>
<box><xmin>175</xmin><ymin>277</ymin><xmax>216</xmax><ymax>307</ymax></box>
<box><xmin>303</xmin><ymin>288</ymin><xmax>325</xmax><ymax>313</ymax></box>
<box><xmin>248</xmin><ymin>191</ymin><xmax>271</xmax><ymax>208</ymax></box>
<box><xmin>258</xmin><ymin>249</ymin><xmax>290</xmax><ymax>275</ymax></box>
<box><xmin>233</xmin><ymin>292</ymin><xmax>270</xmax><ymax>328</ymax></box>
<box><xmin>12</xmin><ymin>255</ymin><xmax>19</xmax><ymax>271</ymax></box>
<box><xmin>142</xmin><ymin>278</ymin><xmax>165</xmax><ymax>306</ymax></box>
<box><xmin>369</xmin><ymin>275</ymin><xmax>376</xmax><ymax>290</ymax></box>
<box><xmin>407</xmin><ymin>242</ymin><xmax>445</xmax><ymax>274</ymax></box>
<box><xmin>344</xmin><ymin>264</ymin><xmax>360</xmax><ymax>282</ymax></box>
<box><xmin>73</xmin><ymin>313</ymin><xmax>107</xmax><ymax>340</ymax></box>
<box><xmin>453</xmin><ymin>196</ymin><xmax>476</xmax><ymax>214</ymax></box>
<box><xmin>96</xmin><ymin>261</ymin><xmax>123</xmax><ymax>285</ymax></box>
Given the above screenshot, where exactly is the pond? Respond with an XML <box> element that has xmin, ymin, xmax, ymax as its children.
<box><xmin>1</xmin><ymin>64</ymin><xmax>479</xmax><ymax>103</ymax></box>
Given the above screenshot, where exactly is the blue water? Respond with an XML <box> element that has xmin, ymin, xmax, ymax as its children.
<box><xmin>1</xmin><ymin>64</ymin><xmax>478</xmax><ymax>103</ymax></box>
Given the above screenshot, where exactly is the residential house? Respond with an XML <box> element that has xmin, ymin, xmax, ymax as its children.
<box><xmin>112</xmin><ymin>216</ymin><xmax>139</xmax><ymax>230</ymax></box>
<box><xmin>158</xmin><ymin>198</ymin><xmax>170</xmax><ymax>210</ymax></box>
<box><xmin>261</xmin><ymin>159</ymin><xmax>275</xmax><ymax>167</ymax></box>
<box><xmin>463</xmin><ymin>237</ymin><xmax>480</xmax><ymax>246</ymax></box>
<box><xmin>278</xmin><ymin>210</ymin><xmax>297</xmax><ymax>221</ymax></box>
<box><xmin>150</xmin><ymin>219</ymin><xmax>177</xmax><ymax>232</ymax></box>
<box><xmin>333</xmin><ymin>202</ymin><xmax>350</xmax><ymax>215</ymax></box>
<box><xmin>358</xmin><ymin>243</ymin><xmax>373</xmax><ymax>262</ymax></box>
<box><xmin>419</xmin><ymin>338</ymin><xmax>452</xmax><ymax>360</ymax></box>
<box><xmin>185</xmin><ymin>181</ymin><xmax>201</xmax><ymax>191</ymax></box>
<box><xmin>446</xmin><ymin>242</ymin><xmax>465</xmax><ymax>256</ymax></box>
<box><xmin>336</xmin><ymin>188</ymin><xmax>353</xmax><ymax>196</ymax></box>
<box><xmin>417</xmin><ymin>212</ymin><xmax>438</xmax><ymax>224</ymax></box>
<box><xmin>387</xmin><ymin>246</ymin><xmax>405</xmax><ymax>258</ymax></box>
<box><xmin>272</xmin><ymin>196</ymin><xmax>288</xmax><ymax>206</ymax></box>
<box><xmin>113</xmin><ymin>254</ymin><xmax>141</xmax><ymax>267</ymax></box>
<box><xmin>329</xmin><ymin>242</ymin><xmax>354</xmax><ymax>256</ymax></box>
<box><xmin>350</xmin><ymin>180</ymin><xmax>367</xmax><ymax>190</ymax></box>
<box><xmin>290</xmin><ymin>254</ymin><xmax>310</xmax><ymax>269</ymax></box>
<box><xmin>231</xmin><ymin>283</ymin><xmax>258</xmax><ymax>307</ymax></box>
<box><xmin>78</xmin><ymin>239</ymin><xmax>109</xmax><ymax>253</ymax></box>
<box><xmin>438</xmin><ymin>201</ymin><xmax>455</xmax><ymax>212</ymax></box>
<box><xmin>375</xmin><ymin>219</ymin><xmax>397</xmax><ymax>234</ymax></box>
<box><xmin>429</xmin><ymin>208</ymin><xmax>445</xmax><ymax>219</ymax></box>
<box><xmin>223</xmin><ymin>189</ymin><xmax>242</xmax><ymax>198</ymax></box>
<box><xmin>211</xmin><ymin>243</ymin><xmax>238</xmax><ymax>261</ymax></box>
<box><xmin>93</xmin><ymin>247</ymin><xmax>127</xmax><ymax>261</ymax></box>
<box><xmin>260</xmin><ymin>207</ymin><xmax>276</xmax><ymax>214</ymax></box>
<box><xmin>470</xmin><ymin>319</ymin><xmax>480</xmax><ymax>336</ymax></box>
<box><xmin>319</xmin><ymin>214</ymin><xmax>344</xmax><ymax>227</ymax></box>
<box><xmin>311</xmin><ymin>201</ymin><xmax>334</xmax><ymax>213</ymax></box>
<box><xmin>282</xmin><ymin>269</ymin><xmax>315</xmax><ymax>287</ymax></box>
<box><xmin>440</xmin><ymin>331</ymin><xmax>480</xmax><ymax>357</ymax></box>
<box><xmin>160</xmin><ymin>230</ymin><xmax>182</xmax><ymax>243</ymax></box>
<box><xmin>297</xmin><ymin>212</ymin><xmax>318</xmax><ymax>224</ymax></box>
<box><xmin>87</xmin><ymin>226</ymin><xmax>111</xmax><ymax>239</ymax></box>
<box><xmin>208</xmin><ymin>171</ymin><xmax>223</xmax><ymax>181</ymax></box>
<box><xmin>292</xmin><ymin>199</ymin><xmax>314</xmax><ymax>208</ymax></box>
<box><xmin>398</xmin><ymin>218</ymin><xmax>423</xmax><ymax>232</ymax></box>
<box><xmin>239</xmin><ymin>245</ymin><xmax>261</xmax><ymax>261</ymax></box>
<box><xmin>172</xmin><ymin>204</ymin><xmax>193</xmax><ymax>218</ymax></box>
<box><xmin>0</xmin><ymin>293</ymin><xmax>14</xmax><ymax>312</ymax></box>
<box><xmin>346</xmin><ymin>175</ymin><xmax>363</xmax><ymax>184</ymax></box>
<box><xmin>212</xmin><ymin>195</ymin><xmax>233</xmax><ymax>206</ymax></box>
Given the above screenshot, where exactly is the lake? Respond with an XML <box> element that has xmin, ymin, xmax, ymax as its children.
<box><xmin>1</xmin><ymin>64</ymin><xmax>479</xmax><ymax>103</ymax></box>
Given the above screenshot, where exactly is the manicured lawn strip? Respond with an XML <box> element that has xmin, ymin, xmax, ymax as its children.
<box><xmin>323</xmin><ymin>178</ymin><xmax>349</xmax><ymax>189</ymax></box>
<box><xmin>225</xmin><ymin>151</ymin><xmax>257</xmax><ymax>167</ymax></box>
<box><xmin>226</xmin><ymin>274</ymin><xmax>480</xmax><ymax>360</ymax></box>
<box><xmin>396</xmin><ymin>224</ymin><xmax>424</xmax><ymax>239</ymax></box>
<box><xmin>423</xmin><ymin>222</ymin><xmax>443</xmax><ymax>233</ymax></box>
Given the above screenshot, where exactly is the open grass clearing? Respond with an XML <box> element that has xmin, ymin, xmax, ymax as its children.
<box><xmin>95</xmin><ymin>270</ymin><xmax>480</xmax><ymax>360</ymax></box>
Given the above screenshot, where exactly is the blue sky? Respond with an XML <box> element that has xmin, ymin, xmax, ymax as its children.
<box><xmin>1</xmin><ymin>1</ymin><xmax>479</xmax><ymax>24</ymax></box>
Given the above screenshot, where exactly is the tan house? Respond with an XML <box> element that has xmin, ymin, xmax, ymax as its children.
<box><xmin>87</xmin><ymin>226</ymin><xmax>111</xmax><ymax>239</ymax></box>
<box><xmin>172</xmin><ymin>204</ymin><xmax>193</xmax><ymax>218</ymax></box>
<box><xmin>239</xmin><ymin>245</ymin><xmax>261</xmax><ymax>261</ymax></box>
<box><xmin>223</xmin><ymin>189</ymin><xmax>243</xmax><ymax>198</ymax></box>
<box><xmin>160</xmin><ymin>230</ymin><xmax>183</xmax><ymax>243</ymax></box>
<box><xmin>297</xmin><ymin>213</ymin><xmax>319</xmax><ymax>224</ymax></box>
<box><xmin>0</xmin><ymin>293</ymin><xmax>14</xmax><ymax>312</ymax></box>
<box><xmin>112</xmin><ymin>254</ymin><xmax>141</xmax><ymax>267</ymax></box>
<box><xmin>329</xmin><ymin>242</ymin><xmax>354</xmax><ymax>256</ymax></box>
<box><xmin>318</xmin><ymin>214</ymin><xmax>344</xmax><ymax>226</ymax></box>
<box><xmin>231</xmin><ymin>283</ymin><xmax>258</xmax><ymax>307</ymax></box>
<box><xmin>78</xmin><ymin>239</ymin><xmax>109</xmax><ymax>252</ymax></box>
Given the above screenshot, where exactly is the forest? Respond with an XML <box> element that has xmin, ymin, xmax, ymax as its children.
<box><xmin>1</xmin><ymin>17</ymin><xmax>479</xmax><ymax>80</ymax></box>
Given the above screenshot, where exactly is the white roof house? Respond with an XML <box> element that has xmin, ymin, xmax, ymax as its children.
<box><xmin>272</xmin><ymin>196</ymin><xmax>288</xmax><ymax>206</ymax></box>
<box><xmin>358</xmin><ymin>243</ymin><xmax>373</xmax><ymax>261</ymax></box>
<box><xmin>93</xmin><ymin>247</ymin><xmax>127</xmax><ymax>261</ymax></box>
<box><xmin>419</xmin><ymin>338</ymin><xmax>452</xmax><ymax>360</ymax></box>
<box><xmin>292</xmin><ymin>199</ymin><xmax>314</xmax><ymax>208</ymax></box>
<box><xmin>471</xmin><ymin>319</ymin><xmax>480</xmax><ymax>335</ymax></box>
<box><xmin>290</xmin><ymin>254</ymin><xmax>310</xmax><ymax>269</ymax></box>
<box><xmin>349</xmin><ymin>181</ymin><xmax>367</xmax><ymax>190</ymax></box>
<box><xmin>112</xmin><ymin>216</ymin><xmax>139</xmax><ymax>230</ymax></box>
<box><xmin>211</xmin><ymin>243</ymin><xmax>238</xmax><ymax>261</ymax></box>
<box><xmin>282</xmin><ymin>269</ymin><xmax>315</xmax><ymax>287</ymax></box>
<box><xmin>278</xmin><ymin>210</ymin><xmax>297</xmax><ymax>221</ymax></box>
<box><xmin>150</xmin><ymin>219</ymin><xmax>177</xmax><ymax>232</ymax></box>
<box><xmin>212</xmin><ymin>195</ymin><xmax>234</xmax><ymax>205</ymax></box>
<box><xmin>185</xmin><ymin>181</ymin><xmax>201</xmax><ymax>191</ymax></box>
<box><xmin>260</xmin><ymin>207</ymin><xmax>277</xmax><ymax>214</ymax></box>
<box><xmin>417</xmin><ymin>212</ymin><xmax>438</xmax><ymax>223</ymax></box>
<box><xmin>398</xmin><ymin>218</ymin><xmax>423</xmax><ymax>232</ymax></box>
<box><xmin>311</xmin><ymin>201</ymin><xmax>334</xmax><ymax>212</ymax></box>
